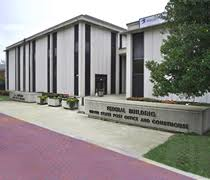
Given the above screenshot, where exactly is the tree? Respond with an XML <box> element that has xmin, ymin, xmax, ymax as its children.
<box><xmin>146</xmin><ymin>0</ymin><xmax>210</xmax><ymax>98</ymax></box>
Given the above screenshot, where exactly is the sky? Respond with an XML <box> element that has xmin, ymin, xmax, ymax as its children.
<box><xmin>0</xmin><ymin>0</ymin><xmax>169</xmax><ymax>62</ymax></box>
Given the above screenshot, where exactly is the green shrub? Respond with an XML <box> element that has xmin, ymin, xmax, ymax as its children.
<box><xmin>0</xmin><ymin>90</ymin><xmax>9</xmax><ymax>96</ymax></box>
<box><xmin>66</xmin><ymin>97</ymin><xmax>79</xmax><ymax>109</ymax></box>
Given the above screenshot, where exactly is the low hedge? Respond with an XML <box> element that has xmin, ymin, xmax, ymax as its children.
<box><xmin>0</xmin><ymin>90</ymin><xmax>9</xmax><ymax>96</ymax></box>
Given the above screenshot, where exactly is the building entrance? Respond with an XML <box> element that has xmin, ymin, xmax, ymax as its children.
<box><xmin>95</xmin><ymin>74</ymin><xmax>107</xmax><ymax>95</ymax></box>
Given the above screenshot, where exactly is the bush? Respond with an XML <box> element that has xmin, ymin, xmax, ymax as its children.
<box><xmin>66</xmin><ymin>97</ymin><xmax>79</xmax><ymax>109</ymax></box>
<box><xmin>0</xmin><ymin>90</ymin><xmax>9</xmax><ymax>96</ymax></box>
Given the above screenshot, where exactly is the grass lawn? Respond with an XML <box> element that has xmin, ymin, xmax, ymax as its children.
<box><xmin>0</xmin><ymin>96</ymin><xmax>10</xmax><ymax>101</ymax></box>
<box><xmin>144</xmin><ymin>132</ymin><xmax>210</xmax><ymax>178</ymax></box>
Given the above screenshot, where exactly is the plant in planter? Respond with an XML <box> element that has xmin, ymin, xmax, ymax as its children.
<box><xmin>62</xmin><ymin>97</ymin><xmax>79</xmax><ymax>110</ymax></box>
<box><xmin>48</xmin><ymin>96</ymin><xmax>62</xmax><ymax>107</ymax></box>
<box><xmin>36</xmin><ymin>95</ymin><xmax>48</xmax><ymax>105</ymax></box>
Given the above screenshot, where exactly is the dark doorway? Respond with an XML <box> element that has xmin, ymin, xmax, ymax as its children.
<box><xmin>95</xmin><ymin>74</ymin><xmax>107</xmax><ymax>95</ymax></box>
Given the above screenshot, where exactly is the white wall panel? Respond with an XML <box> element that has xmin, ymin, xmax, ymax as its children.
<box><xmin>8</xmin><ymin>48</ymin><xmax>16</xmax><ymax>90</ymax></box>
<box><xmin>91</xmin><ymin>26</ymin><xmax>111</xmax><ymax>95</ymax></box>
<box><xmin>144</xmin><ymin>28</ymin><xmax>166</xmax><ymax>98</ymax></box>
<box><xmin>36</xmin><ymin>37</ymin><xmax>47</xmax><ymax>92</ymax></box>
<box><xmin>144</xmin><ymin>28</ymin><xmax>210</xmax><ymax>103</ymax></box>
<box><xmin>57</xmin><ymin>27</ymin><xmax>74</xmax><ymax>95</ymax></box>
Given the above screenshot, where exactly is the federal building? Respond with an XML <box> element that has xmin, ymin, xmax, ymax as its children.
<box><xmin>5</xmin><ymin>14</ymin><xmax>210</xmax><ymax>103</ymax></box>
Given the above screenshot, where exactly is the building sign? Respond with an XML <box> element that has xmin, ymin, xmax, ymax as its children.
<box><xmin>139</xmin><ymin>14</ymin><xmax>165</xmax><ymax>28</ymax></box>
<box><xmin>89</xmin><ymin>106</ymin><xmax>189</xmax><ymax>130</ymax></box>
<box><xmin>85</xmin><ymin>98</ymin><xmax>210</xmax><ymax>134</ymax></box>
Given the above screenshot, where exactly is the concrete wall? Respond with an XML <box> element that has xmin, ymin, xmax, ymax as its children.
<box><xmin>85</xmin><ymin>97</ymin><xmax>210</xmax><ymax>135</ymax></box>
<box><xmin>8</xmin><ymin>48</ymin><xmax>16</xmax><ymax>90</ymax></box>
<box><xmin>35</xmin><ymin>37</ymin><xmax>48</xmax><ymax>92</ymax></box>
<box><xmin>57</xmin><ymin>27</ymin><xmax>74</xmax><ymax>95</ymax></box>
<box><xmin>90</xmin><ymin>25</ymin><xmax>112</xmax><ymax>96</ymax></box>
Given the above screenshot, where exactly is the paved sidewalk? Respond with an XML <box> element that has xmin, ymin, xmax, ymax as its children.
<box><xmin>0</xmin><ymin>113</ymin><xmax>193</xmax><ymax>180</ymax></box>
<box><xmin>0</xmin><ymin>101</ymin><xmax>173</xmax><ymax>158</ymax></box>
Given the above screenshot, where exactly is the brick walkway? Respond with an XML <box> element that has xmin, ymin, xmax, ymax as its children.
<box><xmin>0</xmin><ymin>113</ymin><xmax>193</xmax><ymax>180</ymax></box>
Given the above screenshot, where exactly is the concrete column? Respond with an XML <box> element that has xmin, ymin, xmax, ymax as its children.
<box><xmin>78</xmin><ymin>22</ymin><xmax>85</xmax><ymax>97</ymax></box>
<box><xmin>126</xmin><ymin>33</ymin><xmax>132</xmax><ymax>98</ymax></box>
<box><xmin>115</xmin><ymin>34</ymin><xmax>120</xmax><ymax>95</ymax></box>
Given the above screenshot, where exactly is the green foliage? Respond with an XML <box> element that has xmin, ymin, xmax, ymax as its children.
<box><xmin>38</xmin><ymin>95</ymin><xmax>48</xmax><ymax>104</ymax></box>
<box><xmin>66</xmin><ymin>97</ymin><xmax>79</xmax><ymax>109</ymax></box>
<box><xmin>0</xmin><ymin>90</ymin><xmax>9</xmax><ymax>96</ymax></box>
<box><xmin>146</xmin><ymin>0</ymin><xmax>210</xmax><ymax>98</ymax></box>
<box><xmin>144</xmin><ymin>133</ymin><xmax>210</xmax><ymax>178</ymax></box>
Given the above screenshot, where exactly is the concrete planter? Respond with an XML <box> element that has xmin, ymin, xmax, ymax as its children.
<box><xmin>85</xmin><ymin>97</ymin><xmax>210</xmax><ymax>135</ymax></box>
<box><xmin>48</xmin><ymin>98</ymin><xmax>61</xmax><ymax>107</ymax></box>
<box><xmin>62</xmin><ymin>100</ymin><xmax>79</xmax><ymax>110</ymax></box>
<box><xmin>36</xmin><ymin>96</ymin><xmax>47</xmax><ymax>105</ymax></box>
<box><xmin>9</xmin><ymin>91</ymin><xmax>41</xmax><ymax>103</ymax></box>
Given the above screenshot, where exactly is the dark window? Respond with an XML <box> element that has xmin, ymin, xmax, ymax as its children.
<box><xmin>47</xmin><ymin>35</ymin><xmax>50</xmax><ymax>93</ymax></box>
<box><xmin>85</xmin><ymin>24</ymin><xmax>91</xmax><ymax>96</ymax></box>
<box><xmin>17</xmin><ymin>46</ymin><xmax>20</xmax><ymax>91</ymax></box>
<box><xmin>74</xmin><ymin>24</ymin><xmax>79</xmax><ymax>96</ymax></box>
<box><xmin>132</xmin><ymin>32</ymin><xmax>144</xmax><ymax>97</ymax></box>
<box><xmin>119</xmin><ymin>55</ymin><xmax>122</xmax><ymax>94</ymax></box>
<box><xmin>111</xmin><ymin>32</ymin><xmax>116</xmax><ymax>94</ymax></box>
<box><xmin>29</xmin><ymin>42</ymin><xmax>31</xmax><ymax>92</ymax></box>
<box><xmin>15</xmin><ymin>48</ymin><xmax>16</xmax><ymax>90</ymax></box>
<box><xmin>23</xmin><ymin>40</ymin><xmax>26</xmax><ymax>91</ymax></box>
<box><xmin>52</xmin><ymin>32</ymin><xmax>57</xmax><ymax>93</ymax></box>
<box><xmin>133</xmin><ymin>60</ymin><xmax>144</xmax><ymax>74</ymax></box>
<box><xmin>32</xmin><ymin>41</ymin><xmax>36</xmax><ymax>92</ymax></box>
<box><xmin>133</xmin><ymin>33</ymin><xmax>144</xmax><ymax>60</ymax></box>
<box><xmin>6</xmin><ymin>51</ymin><xmax>9</xmax><ymax>90</ymax></box>
<box><xmin>119</xmin><ymin>34</ymin><xmax>122</xmax><ymax>49</ymax></box>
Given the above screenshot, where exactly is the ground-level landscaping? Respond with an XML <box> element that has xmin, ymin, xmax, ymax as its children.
<box><xmin>144</xmin><ymin>132</ymin><xmax>210</xmax><ymax>178</ymax></box>
<box><xmin>0</xmin><ymin>96</ymin><xmax>9</xmax><ymax>101</ymax></box>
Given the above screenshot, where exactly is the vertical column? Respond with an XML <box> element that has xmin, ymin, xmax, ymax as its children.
<box><xmin>6</xmin><ymin>50</ymin><xmax>9</xmax><ymax>90</ymax></box>
<box><xmin>52</xmin><ymin>32</ymin><xmax>57</xmax><ymax>93</ymax></box>
<box><xmin>29</xmin><ymin>42</ymin><xmax>31</xmax><ymax>92</ymax></box>
<box><xmin>115</xmin><ymin>34</ymin><xmax>119</xmax><ymax>94</ymax></box>
<box><xmin>23</xmin><ymin>40</ymin><xmax>26</xmax><ymax>91</ymax></box>
<box><xmin>126</xmin><ymin>33</ymin><xmax>132</xmax><ymax>98</ymax></box>
<box><xmin>78</xmin><ymin>23</ymin><xmax>85</xmax><ymax>97</ymax></box>
<box><xmin>32</xmin><ymin>41</ymin><xmax>36</xmax><ymax>92</ymax></box>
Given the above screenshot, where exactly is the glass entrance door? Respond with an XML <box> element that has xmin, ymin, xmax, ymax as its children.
<box><xmin>95</xmin><ymin>74</ymin><xmax>107</xmax><ymax>95</ymax></box>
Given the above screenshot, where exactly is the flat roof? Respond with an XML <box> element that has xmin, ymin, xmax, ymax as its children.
<box><xmin>6</xmin><ymin>14</ymin><xmax>126</xmax><ymax>50</ymax></box>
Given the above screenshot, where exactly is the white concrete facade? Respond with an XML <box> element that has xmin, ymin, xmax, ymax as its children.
<box><xmin>5</xmin><ymin>14</ymin><xmax>210</xmax><ymax>103</ymax></box>
<box><xmin>6</xmin><ymin>15</ymin><xmax>125</xmax><ymax>99</ymax></box>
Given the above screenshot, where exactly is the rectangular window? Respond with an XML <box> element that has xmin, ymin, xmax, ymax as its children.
<box><xmin>29</xmin><ymin>42</ymin><xmax>31</xmax><ymax>92</ymax></box>
<box><xmin>32</xmin><ymin>41</ymin><xmax>36</xmax><ymax>92</ymax></box>
<box><xmin>119</xmin><ymin>34</ymin><xmax>122</xmax><ymax>49</ymax></box>
<box><xmin>47</xmin><ymin>35</ymin><xmax>50</xmax><ymax>93</ymax></box>
<box><xmin>74</xmin><ymin>24</ymin><xmax>79</xmax><ymax>96</ymax></box>
<box><xmin>6</xmin><ymin>51</ymin><xmax>9</xmax><ymax>90</ymax></box>
<box><xmin>17</xmin><ymin>46</ymin><xmax>20</xmax><ymax>91</ymax></box>
<box><xmin>111</xmin><ymin>32</ymin><xmax>116</xmax><ymax>94</ymax></box>
<box><xmin>85</xmin><ymin>24</ymin><xmax>91</xmax><ymax>96</ymax></box>
<box><xmin>23</xmin><ymin>41</ymin><xmax>26</xmax><ymax>91</ymax></box>
<box><xmin>133</xmin><ymin>33</ymin><xmax>144</xmax><ymax>60</ymax></box>
<box><xmin>132</xmin><ymin>32</ymin><xmax>144</xmax><ymax>97</ymax></box>
<box><xmin>52</xmin><ymin>32</ymin><xmax>57</xmax><ymax>93</ymax></box>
